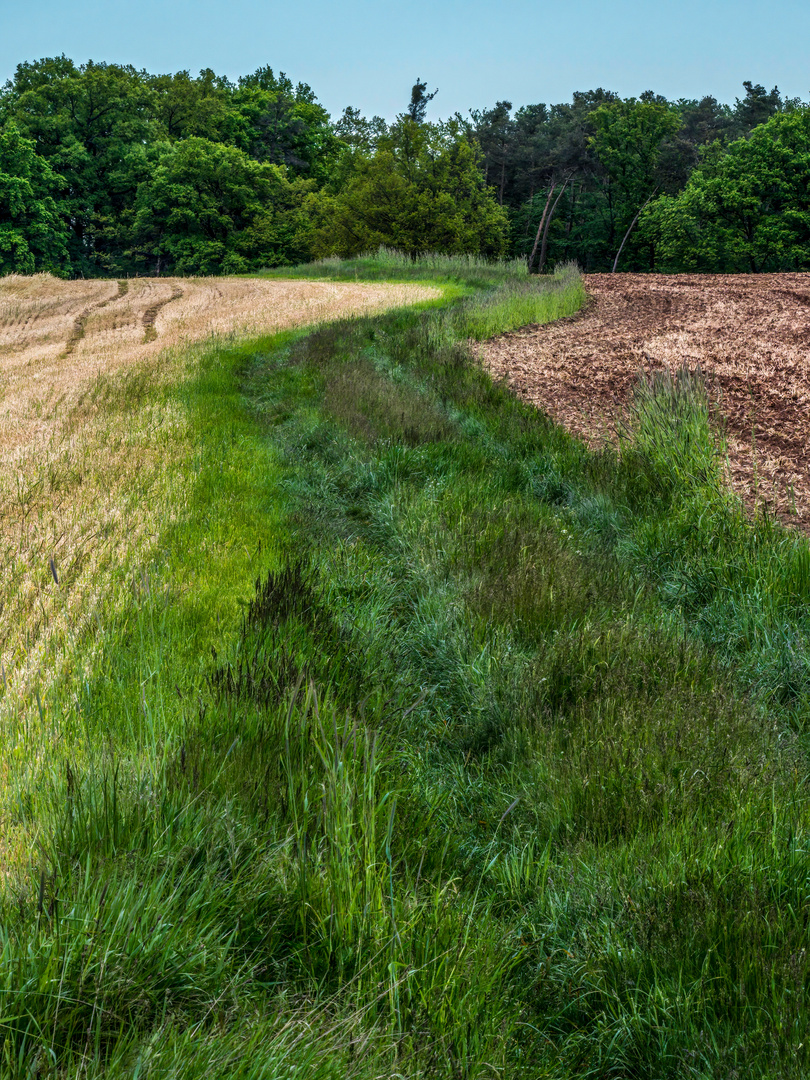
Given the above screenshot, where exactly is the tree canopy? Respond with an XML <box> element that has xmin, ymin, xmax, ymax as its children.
<box><xmin>0</xmin><ymin>123</ymin><xmax>68</xmax><ymax>275</ymax></box>
<box><xmin>644</xmin><ymin>110</ymin><xmax>810</xmax><ymax>273</ymax></box>
<box><xmin>0</xmin><ymin>57</ymin><xmax>805</xmax><ymax>276</ymax></box>
<box><xmin>312</xmin><ymin>120</ymin><xmax>508</xmax><ymax>259</ymax></box>
<box><xmin>462</xmin><ymin>80</ymin><xmax>798</xmax><ymax>271</ymax></box>
<box><xmin>126</xmin><ymin>139</ymin><xmax>317</xmax><ymax>275</ymax></box>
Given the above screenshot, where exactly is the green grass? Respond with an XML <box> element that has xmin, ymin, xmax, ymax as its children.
<box><xmin>4</xmin><ymin>253</ymin><xmax>810</xmax><ymax>1077</ymax></box>
<box><xmin>261</xmin><ymin>245</ymin><xmax>534</xmax><ymax>286</ymax></box>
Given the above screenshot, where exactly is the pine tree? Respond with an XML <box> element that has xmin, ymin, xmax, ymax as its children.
<box><xmin>407</xmin><ymin>78</ymin><xmax>438</xmax><ymax>124</ymax></box>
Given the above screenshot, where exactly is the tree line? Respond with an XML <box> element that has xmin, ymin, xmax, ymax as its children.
<box><xmin>0</xmin><ymin>57</ymin><xmax>806</xmax><ymax>277</ymax></box>
<box><xmin>467</xmin><ymin>82</ymin><xmax>808</xmax><ymax>273</ymax></box>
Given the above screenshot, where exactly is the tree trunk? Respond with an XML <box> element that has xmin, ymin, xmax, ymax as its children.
<box><xmin>612</xmin><ymin>186</ymin><xmax>659</xmax><ymax>273</ymax></box>
<box><xmin>565</xmin><ymin>182</ymin><xmax>578</xmax><ymax>238</ymax></box>
<box><xmin>524</xmin><ymin>180</ymin><xmax>535</xmax><ymax>238</ymax></box>
<box><xmin>538</xmin><ymin>177</ymin><xmax>570</xmax><ymax>272</ymax></box>
<box><xmin>528</xmin><ymin>180</ymin><xmax>557</xmax><ymax>271</ymax></box>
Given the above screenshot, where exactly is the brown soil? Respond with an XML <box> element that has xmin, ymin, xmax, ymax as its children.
<box><xmin>480</xmin><ymin>273</ymin><xmax>810</xmax><ymax>529</ymax></box>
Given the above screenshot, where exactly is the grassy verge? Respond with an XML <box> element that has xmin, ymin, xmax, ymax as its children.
<box><xmin>261</xmin><ymin>245</ymin><xmax>534</xmax><ymax>285</ymax></box>
<box><xmin>3</xmin><ymin>254</ymin><xmax>810</xmax><ymax>1078</ymax></box>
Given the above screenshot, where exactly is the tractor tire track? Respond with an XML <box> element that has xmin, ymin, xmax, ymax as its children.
<box><xmin>142</xmin><ymin>284</ymin><xmax>184</xmax><ymax>343</ymax></box>
<box><xmin>62</xmin><ymin>280</ymin><xmax>128</xmax><ymax>358</ymax></box>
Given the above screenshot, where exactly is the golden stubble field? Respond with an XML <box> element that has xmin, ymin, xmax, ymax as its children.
<box><xmin>0</xmin><ymin>274</ymin><xmax>439</xmax><ymax>730</ymax></box>
<box><xmin>0</xmin><ymin>275</ymin><xmax>439</xmax><ymax>458</ymax></box>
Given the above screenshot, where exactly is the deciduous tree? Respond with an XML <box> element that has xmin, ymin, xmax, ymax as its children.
<box><xmin>127</xmin><ymin>138</ymin><xmax>315</xmax><ymax>274</ymax></box>
<box><xmin>312</xmin><ymin>120</ymin><xmax>507</xmax><ymax>258</ymax></box>
<box><xmin>589</xmin><ymin>98</ymin><xmax>681</xmax><ymax>270</ymax></box>
<box><xmin>645</xmin><ymin>109</ymin><xmax>810</xmax><ymax>272</ymax></box>
<box><xmin>0</xmin><ymin>123</ymin><xmax>68</xmax><ymax>274</ymax></box>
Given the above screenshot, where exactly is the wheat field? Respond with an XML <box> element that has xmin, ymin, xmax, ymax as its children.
<box><xmin>0</xmin><ymin>274</ymin><xmax>438</xmax><ymax>852</ymax></box>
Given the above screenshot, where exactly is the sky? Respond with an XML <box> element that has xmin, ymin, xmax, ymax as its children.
<box><xmin>1</xmin><ymin>0</ymin><xmax>808</xmax><ymax>121</ymax></box>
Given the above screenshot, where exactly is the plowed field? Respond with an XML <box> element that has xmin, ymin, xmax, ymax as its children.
<box><xmin>481</xmin><ymin>273</ymin><xmax>810</xmax><ymax>528</ymax></box>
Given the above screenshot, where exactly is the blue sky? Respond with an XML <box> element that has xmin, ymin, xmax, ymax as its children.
<box><xmin>1</xmin><ymin>0</ymin><xmax>808</xmax><ymax>121</ymax></box>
